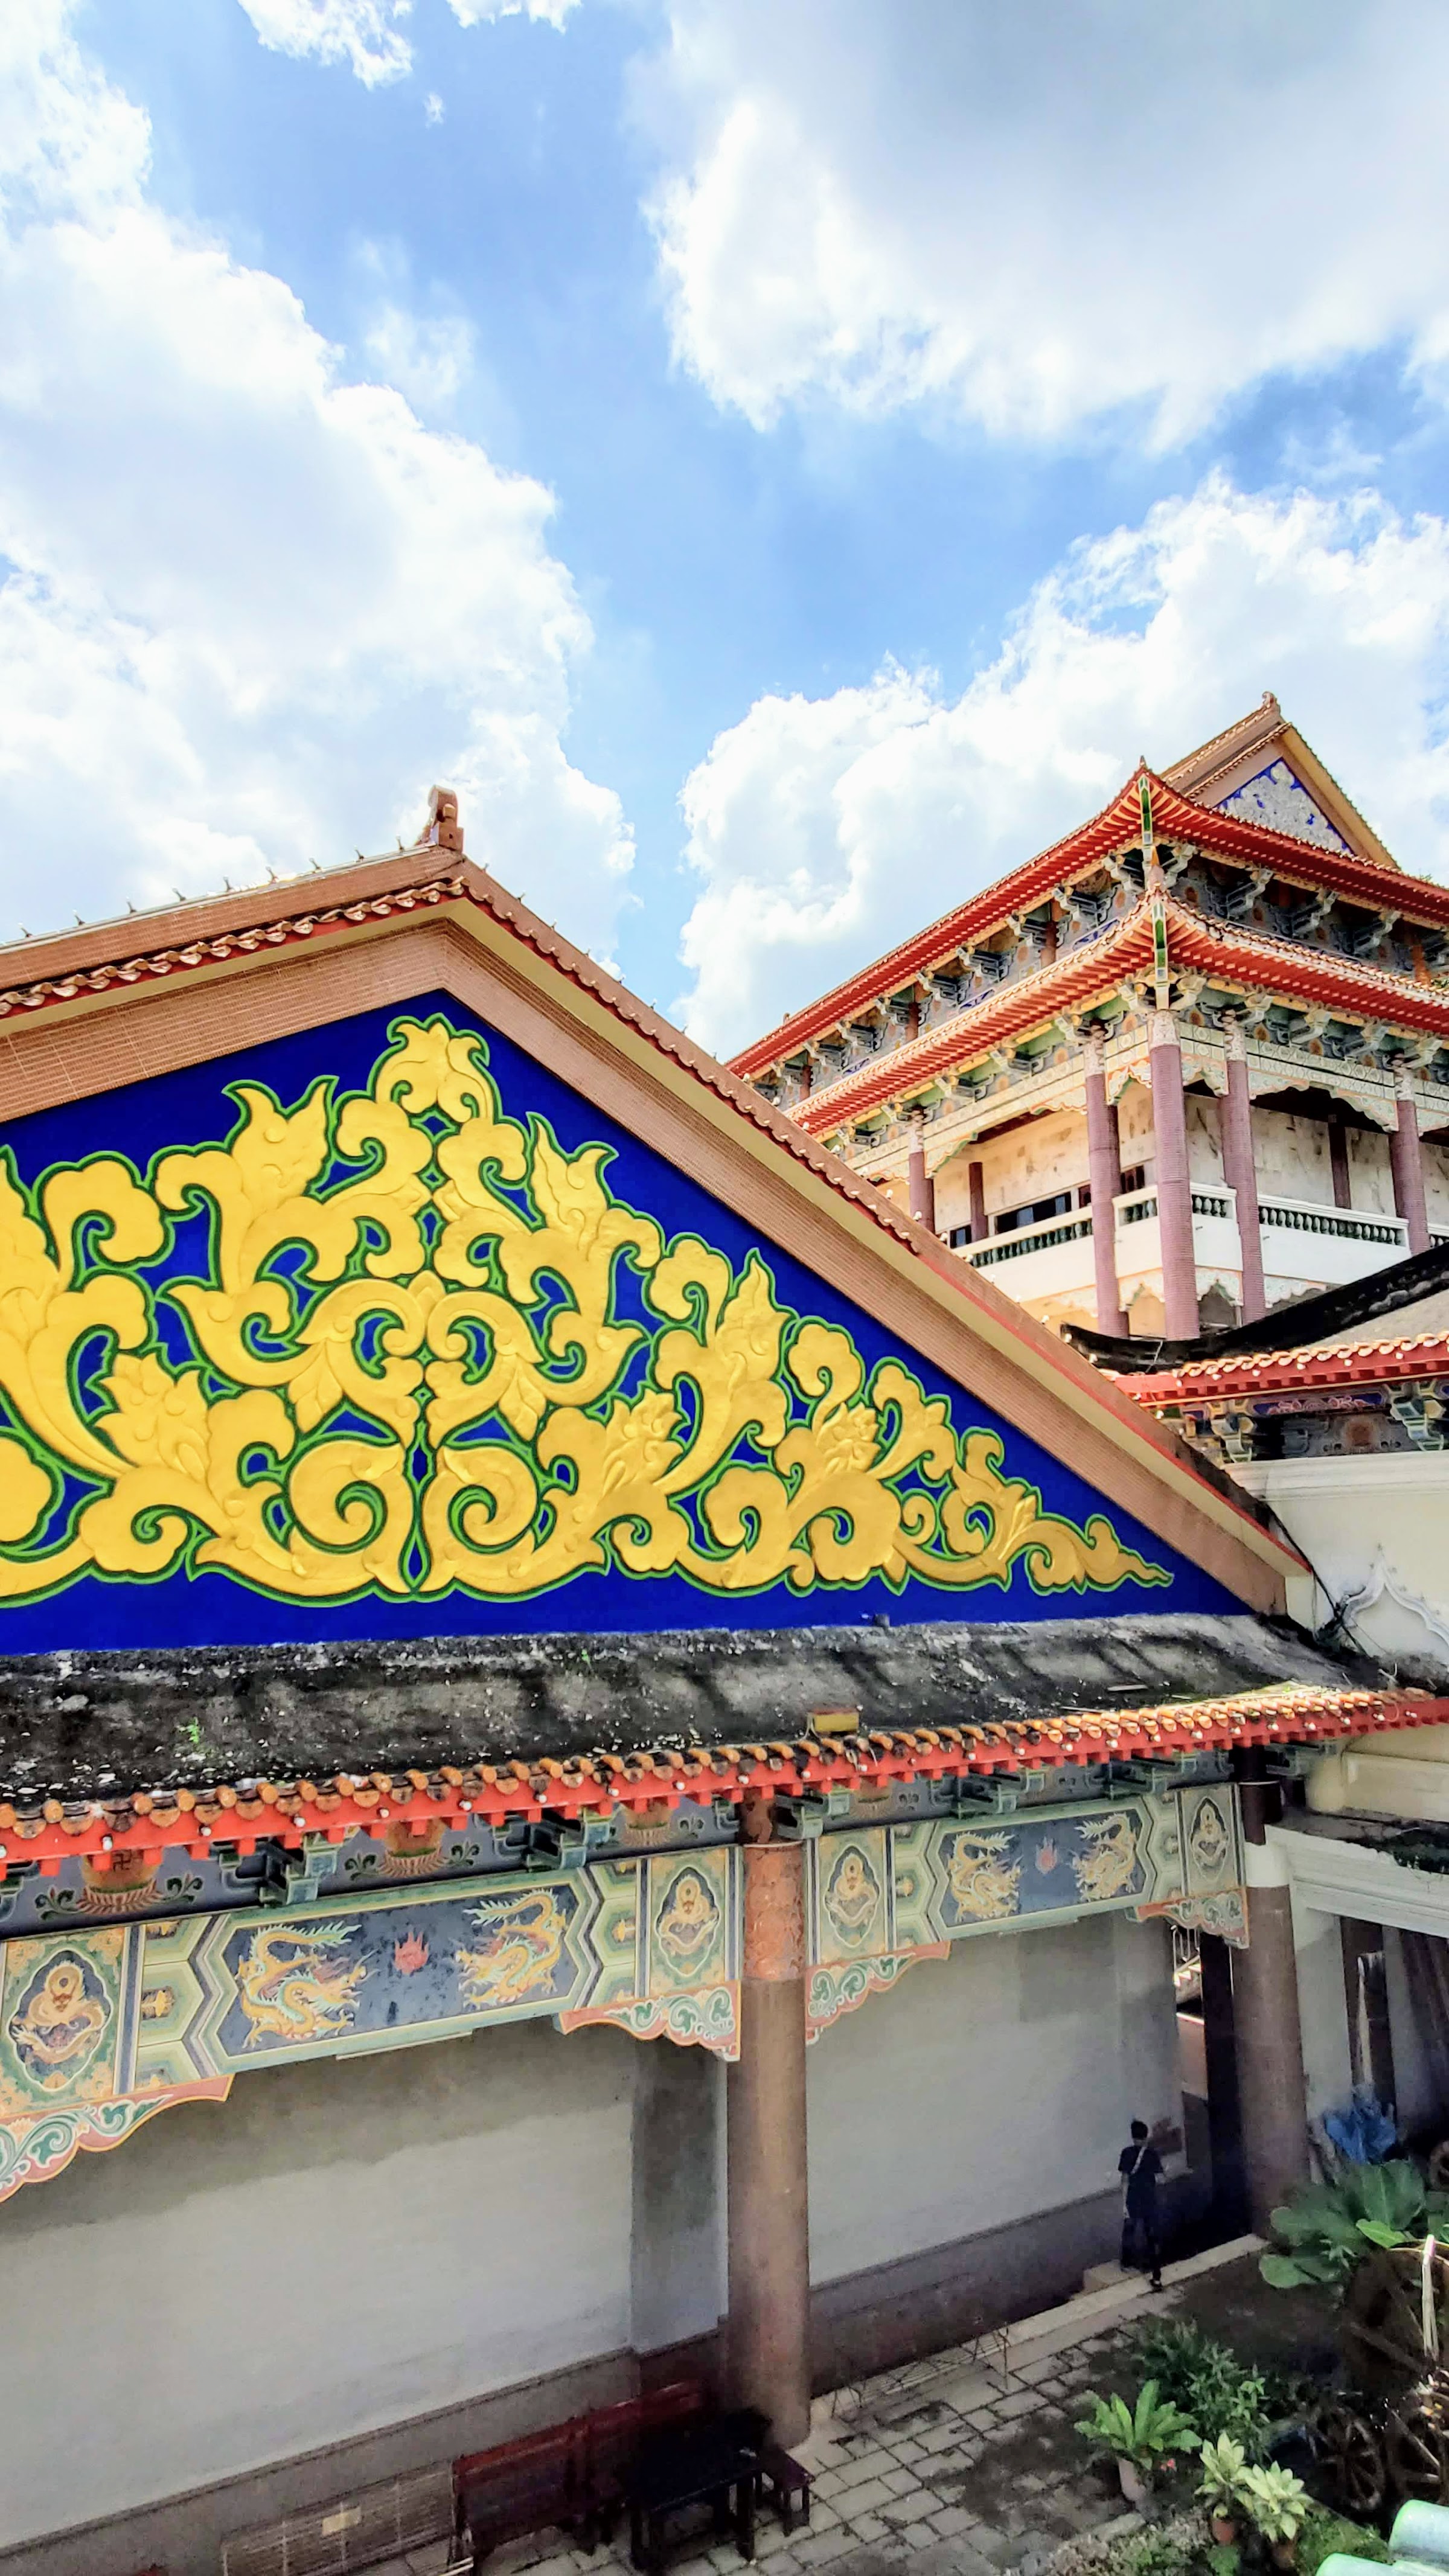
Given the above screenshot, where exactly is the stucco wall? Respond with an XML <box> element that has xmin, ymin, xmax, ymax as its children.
<box><xmin>0</xmin><ymin>2020</ymin><xmax>638</xmax><ymax>2548</ymax></box>
<box><xmin>934</xmin><ymin>1110</ymin><xmax>1087</xmax><ymax>1235</ymax></box>
<box><xmin>1250</xmin><ymin>1106</ymin><xmax>1340</xmax><ymax>1206</ymax></box>
<box><xmin>805</xmin><ymin>1911</ymin><xmax>1181</xmax><ymax>2284</ymax></box>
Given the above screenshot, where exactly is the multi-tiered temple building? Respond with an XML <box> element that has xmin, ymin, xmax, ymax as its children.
<box><xmin>730</xmin><ymin>696</ymin><xmax>1449</xmax><ymax>1342</ymax></box>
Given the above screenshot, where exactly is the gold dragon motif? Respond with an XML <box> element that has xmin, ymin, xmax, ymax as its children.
<box><xmin>1070</xmin><ymin>1812</ymin><xmax>1142</xmax><ymax>1906</ymax></box>
<box><xmin>234</xmin><ymin>1923</ymin><xmax>368</xmax><ymax>2048</ymax></box>
<box><xmin>453</xmin><ymin>1891</ymin><xmax>568</xmax><ymax>2010</ymax></box>
<box><xmin>942</xmin><ymin>1829</ymin><xmax>1023</xmax><ymax>1923</ymax></box>
<box><xmin>0</xmin><ymin>1015</ymin><xmax>1168</xmax><ymax>1606</ymax></box>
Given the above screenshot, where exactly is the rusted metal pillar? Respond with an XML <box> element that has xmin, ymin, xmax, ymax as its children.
<box><xmin>727</xmin><ymin>1801</ymin><xmax>811</xmax><ymax>2441</ymax></box>
<box><xmin>1221</xmin><ymin>1024</ymin><xmax>1265</xmax><ymax>1325</ymax></box>
<box><xmin>1150</xmin><ymin>1011</ymin><xmax>1199</xmax><ymax>1340</ymax></box>
<box><xmin>1083</xmin><ymin>1031</ymin><xmax>1127</xmax><ymax>1336</ymax></box>
<box><xmin>906</xmin><ymin>1110</ymin><xmax>936</xmax><ymax>1233</ymax></box>
<box><xmin>1232</xmin><ymin>1762</ymin><xmax>1310</xmax><ymax>2233</ymax></box>
<box><xmin>1199</xmin><ymin>1934</ymin><xmax>1248</xmax><ymax>2238</ymax></box>
<box><xmin>1391</xmin><ymin>1073</ymin><xmax>1431</xmax><ymax>1255</ymax></box>
<box><xmin>968</xmin><ymin>1160</ymin><xmax>987</xmax><ymax>1242</ymax></box>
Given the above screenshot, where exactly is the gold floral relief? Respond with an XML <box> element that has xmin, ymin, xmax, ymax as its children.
<box><xmin>0</xmin><ymin>1015</ymin><xmax>1168</xmax><ymax>1606</ymax></box>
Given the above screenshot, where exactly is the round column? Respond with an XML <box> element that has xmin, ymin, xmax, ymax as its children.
<box><xmin>1232</xmin><ymin>1765</ymin><xmax>1309</xmax><ymax>2234</ymax></box>
<box><xmin>727</xmin><ymin>1806</ymin><xmax>811</xmax><ymax>2441</ymax></box>
<box><xmin>1083</xmin><ymin>1032</ymin><xmax>1126</xmax><ymax>1335</ymax></box>
<box><xmin>906</xmin><ymin>1109</ymin><xmax>936</xmax><ymax>1233</ymax></box>
<box><xmin>1149</xmin><ymin>1010</ymin><xmax>1199</xmax><ymax>1340</ymax></box>
<box><xmin>1390</xmin><ymin>1071</ymin><xmax>1431</xmax><ymax>1256</ymax></box>
<box><xmin>1221</xmin><ymin>1023</ymin><xmax>1265</xmax><ymax>1324</ymax></box>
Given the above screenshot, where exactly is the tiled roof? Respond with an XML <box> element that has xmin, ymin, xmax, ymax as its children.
<box><xmin>0</xmin><ymin>1686</ymin><xmax>1440</xmax><ymax>1873</ymax></box>
<box><xmin>0</xmin><ymin>855</ymin><xmax>933</xmax><ymax>1270</ymax></box>
<box><xmin>790</xmin><ymin>886</ymin><xmax>1449</xmax><ymax>1136</ymax></box>
<box><xmin>1120</xmin><ymin>1336</ymin><xmax>1449</xmax><ymax>1407</ymax></box>
<box><xmin>731</xmin><ymin>764</ymin><xmax>1449</xmax><ymax>1081</ymax></box>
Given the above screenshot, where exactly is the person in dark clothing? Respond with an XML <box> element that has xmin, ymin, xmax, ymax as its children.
<box><xmin>1119</xmin><ymin>2119</ymin><xmax>1164</xmax><ymax>2289</ymax></box>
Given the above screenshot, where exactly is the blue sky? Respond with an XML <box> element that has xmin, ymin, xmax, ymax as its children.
<box><xmin>6</xmin><ymin>0</ymin><xmax>1449</xmax><ymax>1052</ymax></box>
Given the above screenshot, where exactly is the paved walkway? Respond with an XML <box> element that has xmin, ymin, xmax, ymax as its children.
<box><xmin>418</xmin><ymin>2238</ymin><xmax>1261</xmax><ymax>2576</ymax></box>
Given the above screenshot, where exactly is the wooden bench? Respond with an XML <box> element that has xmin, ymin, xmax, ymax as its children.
<box><xmin>755</xmin><ymin>2445</ymin><xmax>812</xmax><ymax>2537</ymax></box>
<box><xmin>452</xmin><ymin>2380</ymin><xmax>708</xmax><ymax>2567</ymax></box>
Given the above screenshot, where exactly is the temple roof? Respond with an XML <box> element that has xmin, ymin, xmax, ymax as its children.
<box><xmin>729</xmin><ymin>714</ymin><xmax>1434</xmax><ymax>1081</ymax></box>
<box><xmin>1116</xmin><ymin>1334</ymin><xmax>1449</xmax><ymax>1408</ymax></box>
<box><xmin>1066</xmin><ymin>1238</ymin><xmax>1449</xmax><ymax>1375</ymax></box>
<box><xmin>0</xmin><ymin>1616</ymin><xmax>1437</xmax><ymax>1861</ymax></box>
<box><xmin>0</xmin><ymin>810</ymin><xmax>1303</xmax><ymax>1630</ymax></box>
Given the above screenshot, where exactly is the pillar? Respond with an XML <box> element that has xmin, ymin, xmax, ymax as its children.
<box><xmin>1149</xmin><ymin>1011</ymin><xmax>1199</xmax><ymax>1340</ymax></box>
<box><xmin>1199</xmin><ymin>1934</ymin><xmax>1248</xmax><ymax>2239</ymax></box>
<box><xmin>727</xmin><ymin>1802</ymin><xmax>811</xmax><ymax>2441</ymax></box>
<box><xmin>1221</xmin><ymin>1024</ymin><xmax>1265</xmax><ymax>1325</ymax></box>
<box><xmin>1083</xmin><ymin>1032</ymin><xmax>1126</xmax><ymax>1336</ymax></box>
<box><xmin>968</xmin><ymin>1160</ymin><xmax>987</xmax><ymax>1242</ymax></box>
<box><xmin>1390</xmin><ymin>1072</ymin><xmax>1431</xmax><ymax>1255</ymax></box>
<box><xmin>1230</xmin><ymin>1762</ymin><xmax>1310</xmax><ymax>2232</ymax></box>
<box><xmin>1327</xmin><ymin>1108</ymin><xmax>1352</xmax><ymax>1212</ymax></box>
<box><xmin>906</xmin><ymin>1110</ymin><xmax>936</xmax><ymax>1233</ymax></box>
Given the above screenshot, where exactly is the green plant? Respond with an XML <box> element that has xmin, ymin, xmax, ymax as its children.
<box><xmin>1197</xmin><ymin>2435</ymin><xmax>1253</xmax><ymax>2515</ymax></box>
<box><xmin>1294</xmin><ymin>2508</ymin><xmax>1390</xmax><ymax>2575</ymax></box>
<box><xmin>1206</xmin><ymin>2547</ymin><xmax>1240</xmax><ymax>2576</ymax></box>
<box><xmin>1260</xmin><ymin>2161</ymin><xmax>1449</xmax><ymax>2292</ymax></box>
<box><xmin>1240</xmin><ymin>2464</ymin><xmax>1310</xmax><ymax>2546</ymax></box>
<box><xmin>1129</xmin><ymin>2320</ymin><xmax>1271</xmax><ymax>2453</ymax></box>
<box><xmin>1074</xmin><ymin>2381</ymin><xmax>1202</xmax><ymax>2475</ymax></box>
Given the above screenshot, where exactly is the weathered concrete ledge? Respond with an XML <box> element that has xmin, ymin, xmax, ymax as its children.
<box><xmin>0</xmin><ymin>1611</ymin><xmax>1379</xmax><ymax>1802</ymax></box>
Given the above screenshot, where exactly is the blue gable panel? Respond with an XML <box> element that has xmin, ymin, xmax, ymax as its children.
<box><xmin>0</xmin><ymin>995</ymin><xmax>1241</xmax><ymax>1649</ymax></box>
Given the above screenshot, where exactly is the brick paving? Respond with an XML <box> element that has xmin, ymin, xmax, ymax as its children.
<box><xmin>374</xmin><ymin>2248</ymin><xmax>1273</xmax><ymax>2576</ymax></box>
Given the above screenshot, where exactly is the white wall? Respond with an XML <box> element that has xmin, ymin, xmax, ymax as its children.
<box><xmin>1235</xmin><ymin>1453</ymin><xmax>1449</xmax><ymax>1681</ymax></box>
<box><xmin>935</xmin><ymin>1109</ymin><xmax>1087</xmax><ymax>1235</ymax></box>
<box><xmin>805</xmin><ymin>1912</ymin><xmax>1180</xmax><ymax>2284</ymax></box>
<box><xmin>1186</xmin><ymin>1095</ymin><xmax>1225</xmax><ymax>1185</ymax></box>
<box><xmin>0</xmin><ymin>2019</ymin><xmax>638</xmax><ymax>2547</ymax></box>
<box><xmin>1347</xmin><ymin>1127</ymin><xmax>1395</xmax><ymax>1215</ymax></box>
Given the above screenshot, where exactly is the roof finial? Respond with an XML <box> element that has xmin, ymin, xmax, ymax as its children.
<box><xmin>423</xmin><ymin>785</ymin><xmax>464</xmax><ymax>854</ymax></box>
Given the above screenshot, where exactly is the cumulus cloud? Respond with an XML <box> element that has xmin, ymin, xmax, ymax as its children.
<box><xmin>675</xmin><ymin>476</ymin><xmax>1449</xmax><ymax>1055</ymax></box>
<box><xmin>237</xmin><ymin>0</ymin><xmax>413</xmax><ymax>86</ymax></box>
<box><xmin>644</xmin><ymin>0</ymin><xmax>1449</xmax><ymax>444</ymax></box>
<box><xmin>0</xmin><ymin>1</ymin><xmax>633</xmax><ymax>955</ymax></box>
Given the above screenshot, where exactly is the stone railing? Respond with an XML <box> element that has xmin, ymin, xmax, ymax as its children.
<box><xmin>965</xmin><ymin>1210</ymin><xmax>1093</xmax><ymax>1268</ymax></box>
<box><xmin>1258</xmin><ymin>1196</ymin><xmax>1407</xmax><ymax>1248</ymax></box>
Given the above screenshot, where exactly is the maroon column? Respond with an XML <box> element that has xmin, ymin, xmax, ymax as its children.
<box><xmin>906</xmin><ymin>1111</ymin><xmax>936</xmax><ymax>1233</ymax></box>
<box><xmin>1390</xmin><ymin>1073</ymin><xmax>1431</xmax><ymax>1255</ymax></box>
<box><xmin>1083</xmin><ymin>1033</ymin><xmax>1126</xmax><ymax>1336</ymax></box>
<box><xmin>1221</xmin><ymin>1024</ymin><xmax>1265</xmax><ymax>1325</ymax></box>
<box><xmin>1149</xmin><ymin>1011</ymin><xmax>1198</xmax><ymax>1339</ymax></box>
<box><xmin>1232</xmin><ymin>1763</ymin><xmax>1310</xmax><ymax>2234</ymax></box>
<box><xmin>968</xmin><ymin>1160</ymin><xmax>987</xmax><ymax>1242</ymax></box>
<box><xmin>727</xmin><ymin>1804</ymin><xmax>811</xmax><ymax>2441</ymax></box>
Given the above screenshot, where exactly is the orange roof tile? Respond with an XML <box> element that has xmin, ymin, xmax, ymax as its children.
<box><xmin>0</xmin><ymin>1686</ymin><xmax>1439</xmax><ymax>1874</ymax></box>
<box><xmin>1120</xmin><ymin>1335</ymin><xmax>1449</xmax><ymax>1407</ymax></box>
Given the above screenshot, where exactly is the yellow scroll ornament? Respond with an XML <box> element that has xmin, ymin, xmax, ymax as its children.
<box><xmin>0</xmin><ymin>1017</ymin><xmax>1167</xmax><ymax>1606</ymax></box>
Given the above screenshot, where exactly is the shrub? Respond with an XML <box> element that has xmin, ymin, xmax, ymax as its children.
<box><xmin>1075</xmin><ymin>2381</ymin><xmax>1201</xmax><ymax>2475</ymax></box>
<box><xmin>1240</xmin><ymin>2464</ymin><xmax>1310</xmax><ymax>2545</ymax></box>
<box><xmin>1197</xmin><ymin>2435</ymin><xmax>1253</xmax><ymax>2517</ymax></box>
<box><xmin>1260</xmin><ymin>2161</ymin><xmax>1449</xmax><ymax>2293</ymax></box>
<box><xmin>1294</xmin><ymin>2508</ymin><xmax>1390</xmax><ymax>2575</ymax></box>
<box><xmin>1129</xmin><ymin>2320</ymin><xmax>1272</xmax><ymax>2454</ymax></box>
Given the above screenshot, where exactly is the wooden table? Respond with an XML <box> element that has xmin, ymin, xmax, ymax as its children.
<box><xmin>627</xmin><ymin>2420</ymin><xmax>760</xmax><ymax>2576</ymax></box>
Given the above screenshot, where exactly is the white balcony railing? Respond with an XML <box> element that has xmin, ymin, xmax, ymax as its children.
<box><xmin>1258</xmin><ymin>1195</ymin><xmax>1407</xmax><ymax>1250</ymax></box>
<box><xmin>967</xmin><ymin>1209</ymin><xmax>1094</xmax><ymax>1270</ymax></box>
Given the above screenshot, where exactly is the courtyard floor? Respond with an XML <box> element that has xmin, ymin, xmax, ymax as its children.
<box><xmin>399</xmin><ymin>2234</ymin><xmax>1325</xmax><ymax>2576</ymax></box>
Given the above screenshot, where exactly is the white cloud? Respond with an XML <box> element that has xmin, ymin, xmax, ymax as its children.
<box><xmin>675</xmin><ymin>476</ymin><xmax>1449</xmax><ymax>1054</ymax></box>
<box><xmin>446</xmin><ymin>0</ymin><xmax>580</xmax><ymax>27</ymax></box>
<box><xmin>0</xmin><ymin>1</ymin><xmax>633</xmax><ymax>956</ymax></box>
<box><xmin>643</xmin><ymin>0</ymin><xmax>1449</xmax><ymax>444</ymax></box>
<box><xmin>236</xmin><ymin>0</ymin><xmax>413</xmax><ymax>87</ymax></box>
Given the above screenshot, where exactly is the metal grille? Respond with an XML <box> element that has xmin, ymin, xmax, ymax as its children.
<box><xmin>221</xmin><ymin>2464</ymin><xmax>454</xmax><ymax>2576</ymax></box>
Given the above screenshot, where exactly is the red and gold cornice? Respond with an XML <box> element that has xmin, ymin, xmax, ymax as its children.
<box><xmin>1121</xmin><ymin>1334</ymin><xmax>1449</xmax><ymax>1409</ymax></box>
<box><xmin>732</xmin><ymin>765</ymin><xmax>1449</xmax><ymax>1082</ymax></box>
<box><xmin>0</xmin><ymin>1687</ymin><xmax>1441</xmax><ymax>1874</ymax></box>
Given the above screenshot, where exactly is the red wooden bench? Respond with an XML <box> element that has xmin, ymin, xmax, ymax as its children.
<box><xmin>452</xmin><ymin>2380</ymin><xmax>706</xmax><ymax>2567</ymax></box>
